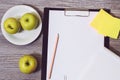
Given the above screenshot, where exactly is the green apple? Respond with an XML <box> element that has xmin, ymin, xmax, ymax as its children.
<box><xmin>19</xmin><ymin>55</ymin><xmax>37</xmax><ymax>74</ymax></box>
<box><xmin>4</xmin><ymin>17</ymin><xmax>21</xmax><ymax>34</ymax></box>
<box><xmin>20</xmin><ymin>13</ymin><xmax>39</xmax><ymax>30</ymax></box>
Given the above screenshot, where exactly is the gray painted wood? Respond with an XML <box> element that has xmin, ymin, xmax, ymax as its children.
<box><xmin>0</xmin><ymin>0</ymin><xmax>120</xmax><ymax>80</ymax></box>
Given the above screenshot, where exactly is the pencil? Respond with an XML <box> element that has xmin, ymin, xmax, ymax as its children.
<box><xmin>48</xmin><ymin>33</ymin><xmax>59</xmax><ymax>79</ymax></box>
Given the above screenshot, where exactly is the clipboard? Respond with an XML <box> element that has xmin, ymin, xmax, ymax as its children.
<box><xmin>41</xmin><ymin>8</ymin><xmax>120</xmax><ymax>80</ymax></box>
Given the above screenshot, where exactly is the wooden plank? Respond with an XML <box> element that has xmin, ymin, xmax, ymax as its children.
<box><xmin>0</xmin><ymin>0</ymin><xmax>120</xmax><ymax>80</ymax></box>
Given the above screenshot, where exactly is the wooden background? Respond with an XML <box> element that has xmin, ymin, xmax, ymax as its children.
<box><xmin>0</xmin><ymin>0</ymin><xmax>120</xmax><ymax>80</ymax></box>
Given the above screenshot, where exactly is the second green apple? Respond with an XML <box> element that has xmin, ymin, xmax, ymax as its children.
<box><xmin>20</xmin><ymin>13</ymin><xmax>39</xmax><ymax>30</ymax></box>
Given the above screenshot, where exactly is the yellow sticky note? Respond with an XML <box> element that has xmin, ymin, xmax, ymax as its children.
<box><xmin>90</xmin><ymin>9</ymin><xmax>120</xmax><ymax>39</ymax></box>
<box><xmin>98</xmin><ymin>17</ymin><xmax>120</xmax><ymax>39</ymax></box>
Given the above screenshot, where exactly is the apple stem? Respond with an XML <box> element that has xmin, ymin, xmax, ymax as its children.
<box><xmin>25</xmin><ymin>61</ymin><xmax>30</xmax><ymax>66</ymax></box>
<box><xmin>8</xmin><ymin>25</ymin><xmax>13</xmax><ymax>29</ymax></box>
<box><xmin>26</xmin><ymin>19</ymin><xmax>29</xmax><ymax>22</ymax></box>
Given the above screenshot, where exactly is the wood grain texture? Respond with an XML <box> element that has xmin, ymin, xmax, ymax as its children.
<box><xmin>0</xmin><ymin>0</ymin><xmax>120</xmax><ymax>80</ymax></box>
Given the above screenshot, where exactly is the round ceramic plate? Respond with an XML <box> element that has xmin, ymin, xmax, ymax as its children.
<box><xmin>1</xmin><ymin>5</ymin><xmax>42</xmax><ymax>45</ymax></box>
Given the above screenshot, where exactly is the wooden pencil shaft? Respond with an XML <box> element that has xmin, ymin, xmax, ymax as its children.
<box><xmin>49</xmin><ymin>34</ymin><xmax>59</xmax><ymax>79</ymax></box>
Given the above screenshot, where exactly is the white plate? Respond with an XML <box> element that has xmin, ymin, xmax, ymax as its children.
<box><xmin>1</xmin><ymin>5</ymin><xmax>42</xmax><ymax>45</ymax></box>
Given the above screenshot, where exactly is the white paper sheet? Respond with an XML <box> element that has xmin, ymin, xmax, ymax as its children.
<box><xmin>46</xmin><ymin>10</ymin><xmax>120</xmax><ymax>80</ymax></box>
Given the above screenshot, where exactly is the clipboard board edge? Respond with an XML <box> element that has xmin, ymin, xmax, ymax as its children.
<box><xmin>44</xmin><ymin>7</ymin><xmax>110</xmax><ymax>12</ymax></box>
<box><xmin>41</xmin><ymin>8</ymin><xmax>49</xmax><ymax>80</ymax></box>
